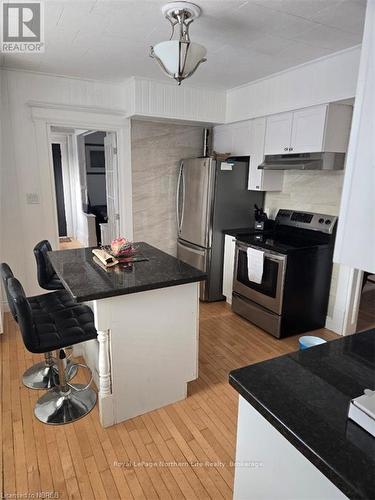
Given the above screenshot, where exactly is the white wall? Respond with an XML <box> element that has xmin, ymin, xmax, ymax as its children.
<box><xmin>1</xmin><ymin>70</ymin><xmax>128</xmax><ymax>295</ymax></box>
<box><xmin>129</xmin><ymin>77</ymin><xmax>226</xmax><ymax>124</ymax></box>
<box><xmin>334</xmin><ymin>1</ymin><xmax>375</xmax><ymax>275</ymax></box>
<box><xmin>226</xmin><ymin>46</ymin><xmax>361</xmax><ymax>123</ymax></box>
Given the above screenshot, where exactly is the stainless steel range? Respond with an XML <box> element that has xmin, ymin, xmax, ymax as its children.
<box><xmin>232</xmin><ymin>209</ymin><xmax>337</xmax><ymax>338</ymax></box>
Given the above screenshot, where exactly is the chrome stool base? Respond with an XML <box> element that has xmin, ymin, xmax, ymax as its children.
<box><xmin>22</xmin><ymin>359</ymin><xmax>78</xmax><ymax>390</ymax></box>
<box><xmin>34</xmin><ymin>384</ymin><xmax>97</xmax><ymax>425</ymax></box>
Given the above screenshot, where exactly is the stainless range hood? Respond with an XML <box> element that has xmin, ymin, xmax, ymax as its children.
<box><xmin>258</xmin><ymin>152</ymin><xmax>345</xmax><ymax>171</ymax></box>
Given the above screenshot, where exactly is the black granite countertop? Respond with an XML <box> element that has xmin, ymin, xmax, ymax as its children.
<box><xmin>48</xmin><ymin>242</ymin><xmax>206</xmax><ymax>302</ymax></box>
<box><xmin>222</xmin><ymin>228</ymin><xmax>254</xmax><ymax>237</ymax></box>
<box><xmin>229</xmin><ymin>330</ymin><xmax>375</xmax><ymax>499</ymax></box>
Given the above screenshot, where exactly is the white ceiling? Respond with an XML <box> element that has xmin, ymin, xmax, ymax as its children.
<box><xmin>0</xmin><ymin>0</ymin><xmax>366</xmax><ymax>89</ymax></box>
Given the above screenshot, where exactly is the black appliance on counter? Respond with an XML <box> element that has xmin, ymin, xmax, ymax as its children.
<box><xmin>232</xmin><ymin>209</ymin><xmax>337</xmax><ymax>338</ymax></box>
<box><xmin>253</xmin><ymin>204</ymin><xmax>274</xmax><ymax>231</ymax></box>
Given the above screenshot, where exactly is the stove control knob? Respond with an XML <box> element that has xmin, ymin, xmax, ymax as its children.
<box><xmin>319</xmin><ymin>218</ymin><xmax>324</xmax><ymax>224</ymax></box>
<box><xmin>325</xmin><ymin>219</ymin><xmax>332</xmax><ymax>225</ymax></box>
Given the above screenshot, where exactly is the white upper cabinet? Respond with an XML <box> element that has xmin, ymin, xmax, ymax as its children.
<box><xmin>213</xmin><ymin>119</ymin><xmax>283</xmax><ymax>192</ymax></box>
<box><xmin>213</xmin><ymin>124</ymin><xmax>233</xmax><ymax>153</ymax></box>
<box><xmin>248</xmin><ymin>117</ymin><xmax>283</xmax><ymax>191</ymax></box>
<box><xmin>231</xmin><ymin>121</ymin><xmax>252</xmax><ymax>155</ymax></box>
<box><xmin>291</xmin><ymin>106</ymin><xmax>327</xmax><ymax>153</ymax></box>
<box><xmin>213</xmin><ymin>121</ymin><xmax>252</xmax><ymax>155</ymax></box>
<box><xmin>264</xmin><ymin>112</ymin><xmax>294</xmax><ymax>155</ymax></box>
<box><xmin>264</xmin><ymin>104</ymin><xmax>352</xmax><ymax>155</ymax></box>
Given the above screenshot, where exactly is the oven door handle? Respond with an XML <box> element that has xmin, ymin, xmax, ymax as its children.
<box><xmin>236</xmin><ymin>242</ymin><xmax>287</xmax><ymax>262</ymax></box>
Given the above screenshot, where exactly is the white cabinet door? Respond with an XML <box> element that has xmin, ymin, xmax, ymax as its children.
<box><xmin>248</xmin><ymin>118</ymin><xmax>283</xmax><ymax>192</ymax></box>
<box><xmin>232</xmin><ymin>121</ymin><xmax>251</xmax><ymax>155</ymax></box>
<box><xmin>214</xmin><ymin>122</ymin><xmax>251</xmax><ymax>156</ymax></box>
<box><xmin>223</xmin><ymin>235</ymin><xmax>236</xmax><ymax>303</ymax></box>
<box><xmin>213</xmin><ymin>124</ymin><xmax>232</xmax><ymax>153</ymax></box>
<box><xmin>264</xmin><ymin>112</ymin><xmax>293</xmax><ymax>155</ymax></box>
<box><xmin>291</xmin><ymin>105</ymin><xmax>327</xmax><ymax>153</ymax></box>
<box><xmin>248</xmin><ymin>117</ymin><xmax>266</xmax><ymax>191</ymax></box>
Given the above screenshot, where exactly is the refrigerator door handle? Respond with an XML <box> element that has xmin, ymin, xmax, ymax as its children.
<box><xmin>176</xmin><ymin>161</ymin><xmax>184</xmax><ymax>234</ymax></box>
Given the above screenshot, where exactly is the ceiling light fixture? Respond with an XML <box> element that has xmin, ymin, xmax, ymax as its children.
<box><xmin>150</xmin><ymin>2</ymin><xmax>207</xmax><ymax>85</ymax></box>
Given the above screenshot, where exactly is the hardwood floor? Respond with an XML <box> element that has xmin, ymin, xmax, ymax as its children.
<box><xmin>1</xmin><ymin>302</ymin><xmax>337</xmax><ymax>499</ymax></box>
<box><xmin>59</xmin><ymin>239</ymin><xmax>83</xmax><ymax>250</ymax></box>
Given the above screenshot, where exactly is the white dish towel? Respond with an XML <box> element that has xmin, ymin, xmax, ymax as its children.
<box><xmin>247</xmin><ymin>247</ymin><xmax>264</xmax><ymax>284</ymax></box>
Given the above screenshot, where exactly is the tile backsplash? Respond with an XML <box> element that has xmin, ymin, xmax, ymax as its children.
<box><xmin>264</xmin><ymin>170</ymin><xmax>344</xmax><ymax>219</ymax></box>
<box><xmin>131</xmin><ymin>119</ymin><xmax>204</xmax><ymax>256</ymax></box>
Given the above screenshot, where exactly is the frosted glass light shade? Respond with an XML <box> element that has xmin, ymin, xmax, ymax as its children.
<box><xmin>152</xmin><ymin>40</ymin><xmax>206</xmax><ymax>78</ymax></box>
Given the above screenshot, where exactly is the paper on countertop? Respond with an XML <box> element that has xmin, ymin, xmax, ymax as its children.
<box><xmin>220</xmin><ymin>161</ymin><xmax>234</xmax><ymax>171</ymax></box>
<box><xmin>247</xmin><ymin>247</ymin><xmax>264</xmax><ymax>284</ymax></box>
<box><xmin>348</xmin><ymin>389</ymin><xmax>375</xmax><ymax>437</ymax></box>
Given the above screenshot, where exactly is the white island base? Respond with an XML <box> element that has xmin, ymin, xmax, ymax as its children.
<box><xmin>234</xmin><ymin>396</ymin><xmax>347</xmax><ymax>500</ymax></box>
<box><xmin>75</xmin><ymin>282</ymin><xmax>199</xmax><ymax>427</ymax></box>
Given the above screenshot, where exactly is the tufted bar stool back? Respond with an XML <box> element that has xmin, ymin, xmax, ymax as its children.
<box><xmin>0</xmin><ymin>262</ymin><xmax>78</xmax><ymax>389</ymax></box>
<box><xmin>33</xmin><ymin>240</ymin><xmax>64</xmax><ymax>290</ymax></box>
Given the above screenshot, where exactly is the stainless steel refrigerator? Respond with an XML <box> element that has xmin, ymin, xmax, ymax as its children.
<box><xmin>177</xmin><ymin>157</ymin><xmax>264</xmax><ymax>301</ymax></box>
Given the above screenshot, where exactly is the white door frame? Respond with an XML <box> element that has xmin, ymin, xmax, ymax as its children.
<box><xmin>326</xmin><ymin>265</ymin><xmax>363</xmax><ymax>336</ymax></box>
<box><xmin>29</xmin><ymin>102</ymin><xmax>133</xmax><ymax>250</ymax></box>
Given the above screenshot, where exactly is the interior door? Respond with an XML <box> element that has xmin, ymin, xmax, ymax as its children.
<box><xmin>264</xmin><ymin>112</ymin><xmax>293</xmax><ymax>155</ymax></box>
<box><xmin>52</xmin><ymin>144</ymin><xmax>67</xmax><ymax>236</ymax></box>
<box><xmin>178</xmin><ymin>158</ymin><xmax>215</xmax><ymax>248</ymax></box>
<box><xmin>104</xmin><ymin>132</ymin><xmax>120</xmax><ymax>244</ymax></box>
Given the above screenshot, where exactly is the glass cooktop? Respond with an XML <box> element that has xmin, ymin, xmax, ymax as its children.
<box><xmin>237</xmin><ymin>230</ymin><xmax>332</xmax><ymax>254</ymax></box>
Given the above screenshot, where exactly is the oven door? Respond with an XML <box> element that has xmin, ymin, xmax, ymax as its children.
<box><xmin>233</xmin><ymin>242</ymin><xmax>287</xmax><ymax>315</ymax></box>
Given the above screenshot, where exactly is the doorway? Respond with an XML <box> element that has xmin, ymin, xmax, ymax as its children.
<box><xmin>49</xmin><ymin>127</ymin><xmax>120</xmax><ymax>250</ymax></box>
<box><xmin>52</xmin><ymin>143</ymin><xmax>67</xmax><ymax>238</ymax></box>
<box><xmin>356</xmin><ymin>274</ymin><xmax>375</xmax><ymax>332</ymax></box>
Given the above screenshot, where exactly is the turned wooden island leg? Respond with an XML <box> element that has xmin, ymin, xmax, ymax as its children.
<box><xmin>97</xmin><ymin>328</ymin><xmax>114</xmax><ymax>427</ymax></box>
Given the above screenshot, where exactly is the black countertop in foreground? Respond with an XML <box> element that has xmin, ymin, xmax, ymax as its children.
<box><xmin>48</xmin><ymin>242</ymin><xmax>206</xmax><ymax>302</ymax></box>
<box><xmin>229</xmin><ymin>329</ymin><xmax>375</xmax><ymax>499</ymax></box>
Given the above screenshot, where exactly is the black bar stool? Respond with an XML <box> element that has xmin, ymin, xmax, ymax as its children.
<box><xmin>0</xmin><ymin>263</ymin><xmax>78</xmax><ymax>389</ymax></box>
<box><xmin>33</xmin><ymin>240</ymin><xmax>64</xmax><ymax>290</ymax></box>
<box><xmin>8</xmin><ymin>277</ymin><xmax>97</xmax><ymax>425</ymax></box>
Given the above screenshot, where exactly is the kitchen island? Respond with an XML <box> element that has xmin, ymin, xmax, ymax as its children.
<box><xmin>48</xmin><ymin>242</ymin><xmax>206</xmax><ymax>427</ymax></box>
<box><xmin>229</xmin><ymin>329</ymin><xmax>375</xmax><ymax>499</ymax></box>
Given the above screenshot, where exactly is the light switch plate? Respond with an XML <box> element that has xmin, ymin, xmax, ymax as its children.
<box><xmin>221</xmin><ymin>162</ymin><xmax>234</xmax><ymax>171</ymax></box>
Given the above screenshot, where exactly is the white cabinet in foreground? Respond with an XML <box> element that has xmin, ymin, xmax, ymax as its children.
<box><xmin>234</xmin><ymin>396</ymin><xmax>346</xmax><ymax>500</ymax></box>
<box><xmin>222</xmin><ymin>234</ymin><xmax>236</xmax><ymax>304</ymax></box>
